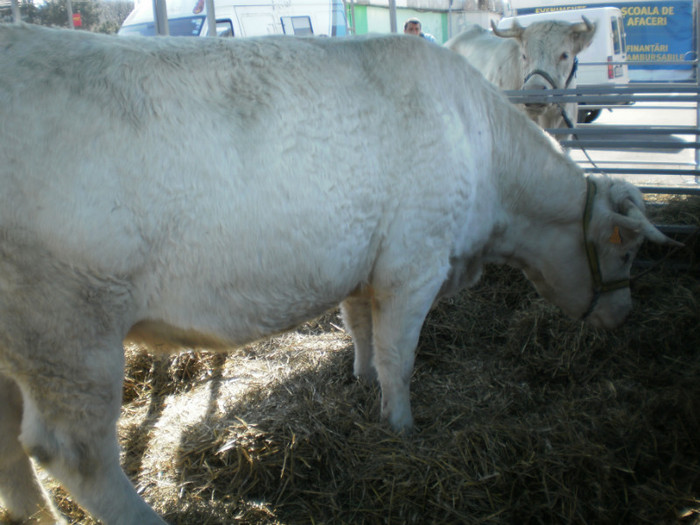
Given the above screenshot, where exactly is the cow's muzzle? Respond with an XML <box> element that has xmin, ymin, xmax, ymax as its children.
<box><xmin>522</xmin><ymin>58</ymin><xmax>578</xmax><ymax>113</ymax></box>
<box><xmin>523</xmin><ymin>69</ymin><xmax>560</xmax><ymax>91</ymax></box>
<box><xmin>522</xmin><ymin>70</ymin><xmax>558</xmax><ymax>114</ymax></box>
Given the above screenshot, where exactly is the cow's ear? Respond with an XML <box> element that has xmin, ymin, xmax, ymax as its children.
<box><xmin>610</xmin><ymin>214</ymin><xmax>642</xmax><ymax>247</ymax></box>
<box><xmin>607</xmin><ymin>221</ymin><xmax>642</xmax><ymax>251</ymax></box>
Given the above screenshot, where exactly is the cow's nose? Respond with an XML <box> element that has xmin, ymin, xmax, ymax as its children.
<box><xmin>523</xmin><ymin>80</ymin><xmax>549</xmax><ymax>93</ymax></box>
<box><xmin>524</xmin><ymin>92</ymin><xmax>547</xmax><ymax>114</ymax></box>
<box><xmin>522</xmin><ymin>80</ymin><xmax>549</xmax><ymax>114</ymax></box>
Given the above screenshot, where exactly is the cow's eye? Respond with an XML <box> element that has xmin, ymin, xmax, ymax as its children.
<box><xmin>622</xmin><ymin>252</ymin><xmax>631</xmax><ymax>265</ymax></box>
<box><xmin>522</xmin><ymin>53</ymin><xmax>527</xmax><ymax>61</ymax></box>
<box><xmin>561</xmin><ymin>52</ymin><xmax>570</xmax><ymax>60</ymax></box>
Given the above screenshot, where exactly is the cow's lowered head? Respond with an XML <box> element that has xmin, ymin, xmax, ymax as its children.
<box><xmin>518</xmin><ymin>176</ymin><xmax>680</xmax><ymax>330</ymax></box>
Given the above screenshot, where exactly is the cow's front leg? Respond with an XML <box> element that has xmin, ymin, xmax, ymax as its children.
<box><xmin>340</xmin><ymin>294</ymin><xmax>376</xmax><ymax>381</ymax></box>
<box><xmin>370</xmin><ymin>277</ymin><xmax>444</xmax><ymax>432</ymax></box>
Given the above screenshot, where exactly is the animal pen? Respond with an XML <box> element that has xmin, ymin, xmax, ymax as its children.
<box><xmin>3</xmin><ymin>24</ymin><xmax>700</xmax><ymax>525</ymax></box>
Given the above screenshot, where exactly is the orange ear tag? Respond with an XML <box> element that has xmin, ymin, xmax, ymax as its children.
<box><xmin>608</xmin><ymin>226</ymin><xmax>622</xmax><ymax>244</ymax></box>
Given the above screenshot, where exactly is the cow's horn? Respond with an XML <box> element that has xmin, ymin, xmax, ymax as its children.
<box><xmin>572</xmin><ymin>15</ymin><xmax>595</xmax><ymax>33</ymax></box>
<box><xmin>620</xmin><ymin>199</ymin><xmax>684</xmax><ymax>246</ymax></box>
<box><xmin>492</xmin><ymin>18</ymin><xmax>525</xmax><ymax>39</ymax></box>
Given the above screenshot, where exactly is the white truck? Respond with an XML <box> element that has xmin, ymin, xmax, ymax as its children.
<box><xmin>119</xmin><ymin>0</ymin><xmax>348</xmax><ymax>38</ymax></box>
<box><xmin>498</xmin><ymin>7</ymin><xmax>630</xmax><ymax>123</ymax></box>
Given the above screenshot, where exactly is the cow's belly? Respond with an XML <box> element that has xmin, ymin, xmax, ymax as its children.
<box><xmin>133</xmin><ymin>225</ymin><xmax>383</xmax><ymax>349</ymax></box>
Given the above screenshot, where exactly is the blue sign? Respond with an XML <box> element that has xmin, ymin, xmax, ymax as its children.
<box><xmin>620</xmin><ymin>1</ymin><xmax>694</xmax><ymax>81</ymax></box>
<box><xmin>516</xmin><ymin>1</ymin><xmax>695</xmax><ymax>82</ymax></box>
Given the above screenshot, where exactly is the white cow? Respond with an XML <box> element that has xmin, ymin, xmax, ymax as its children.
<box><xmin>445</xmin><ymin>18</ymin><xmax>596</xmax><ymax>134</ymax></box>
<box><xmin>0</xmin><ymin>24</ymin><xmax>675</xmax><ymax>525</ymax></box>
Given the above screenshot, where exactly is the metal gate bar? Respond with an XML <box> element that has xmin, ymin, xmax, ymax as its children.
<box><xmin>506</xmin><ymin>82</ymin><xmax>700</xmax><ymax>193</ymax></box>
<box><xmin>548</xmin><ymin>127</ymin><xmax>699</xmax><ymax>136</ymax></box>
<box><xmin>585</xmin><ymin>168</ymin><xmax>700</xmax><ymax>176</ymax></box>
<box><xmin>563</xmin><ymin>140</ymin><xmax>700</xmax><ymax>149</ymax></box>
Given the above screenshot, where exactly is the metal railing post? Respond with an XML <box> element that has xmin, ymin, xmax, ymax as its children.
<box><xmin>696</xmin><ymin>0</ymin><xmax>699</xmax><ymax>183</ymax></box>
<box><xmin>66</xmin><ymin>0</ymin><xmax>74</xmax><ymax>29</ymax></box>
<box><xmin>10</xmin><ymin>0</ymin><xmax>19</xmax><ymax>23</ymax></box>
<box><xmin>205</xmin><ymin>0</ymin><xmax>216</xmax><ymax>36</ymax></box>
<box><xmin>153</xmin><ymin>0</ymin><xmax>169</xmax><ymax>36</ymax></box>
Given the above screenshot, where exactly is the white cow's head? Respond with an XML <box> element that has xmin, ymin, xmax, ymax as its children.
<box><xmin>492</xmin><ymin>17</ymin><xmax>596</xmax><ymax>119</ymax></box>
<box><xmin>520</xmin><ymin>177</ymin><xmax>679</xmax><ymax>329</ymax></box>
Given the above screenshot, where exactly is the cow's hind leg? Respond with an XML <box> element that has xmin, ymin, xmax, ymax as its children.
<box><xmin>0</xmin><ymin>373</ymin><xmax>63</xmax><ymax>524</ymax></box>
<box><xmin>340</xmin><ymin>294</ymin><xmax>376</xmax><ymax>381</ymax></box>
<box><xmin>15</xmin><ymin>341</ymin><xmax>166</xmax><ymax>525</ymax></box>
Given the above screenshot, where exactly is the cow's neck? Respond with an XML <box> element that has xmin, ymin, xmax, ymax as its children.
<box><xmin>488</xmin><ymin>140</ymin><xmax>587</xmax><ymax>268</ymax></box>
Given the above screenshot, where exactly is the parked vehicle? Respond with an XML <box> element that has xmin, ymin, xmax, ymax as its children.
<box><xmin>118</xmin><ymin>0</ymin><xmax>347</xmax><ymax>38</ymax></box>
<box><xmin>497</xmin><ymin>7</ymin><xmax>630</xmax><ymax>123</ymax></box>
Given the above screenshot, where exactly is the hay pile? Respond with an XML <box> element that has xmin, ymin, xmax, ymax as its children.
<box><xmin>52</xmin><ymin>196</ymin><xmax>699</xmax><ymax>524</ymax></box>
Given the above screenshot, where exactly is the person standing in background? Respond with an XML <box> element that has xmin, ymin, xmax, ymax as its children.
<box><xmin>403</xmin><ymin>18</ymin><xmax>437</xmax><ymax>43</ymax></box>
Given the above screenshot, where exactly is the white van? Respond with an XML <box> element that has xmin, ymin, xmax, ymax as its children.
<box><xmin>497</xmin><ymin>7</ymin><xmax>629</xmax><ymax>122</ymax></box>
<box><xmin>119</xmin><ymin>0</ymin><xmax>348</xmax><ymax>38</ymax></box>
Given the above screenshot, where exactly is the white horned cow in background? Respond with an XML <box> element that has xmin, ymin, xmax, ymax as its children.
<box><xmin>445</xmin><ymin>18</ymin><xmax>596</xmax><ymax>136</ymax></box>
<box><xmin>0</xmin><ymin>24</ymin><xmax>676</xmax><ymax>525</ymax></box>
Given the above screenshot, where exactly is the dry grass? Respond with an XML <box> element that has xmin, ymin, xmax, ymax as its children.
<box><xmin>51</xmin><ymin>196</ymin><xmax>700</xmax><ymax>524</ymax></box>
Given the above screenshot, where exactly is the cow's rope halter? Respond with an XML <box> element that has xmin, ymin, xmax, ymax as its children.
<box><xmin>523</xmin><ymin>58</ymin><xmax>579</xmax><ymax>128</ymax></box>
<box><xmin>526</xmin><ymin>59</ymin><xmax>602</xmax><ymax>171</ymax></box>
<box><xmin>581</xmin><ymin>177</ymin><xmax>630</xmax><ymax>320</ymax></box>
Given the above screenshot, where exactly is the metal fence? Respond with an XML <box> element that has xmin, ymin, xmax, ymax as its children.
<box><xmin>505</xmin><ymin>83</ymin><xmax>700</xmax><ymax>197</ymax></box>
<box><xmin>506</xmin><ymin>78</ymin><xmax>700</xmax><ymax>261</ymax></box>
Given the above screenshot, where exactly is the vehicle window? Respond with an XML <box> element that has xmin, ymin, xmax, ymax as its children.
<box><xmin>118</xmin><ymin>16</ymin><xmax>205</xmax><ymax>37</ymax></box>
<box><xmin>618</xmin><ymin>17</ymin><xmax>627</xmax><ymax>54</ymax></box>
<box><xmin>611</xmin><ymin>18</ymin><xmax>621</xmax><ymax>55</ymax></box>
<box><xmin>281</xmin><ymin>16</ymin><xmax>313</xmax><ymax>36</ymax></box>
<box><xmin>118</xmin><ymin>23</ymin><xmax>152</xmax><ymax>36</ymax></box>
<box><xmin>217</xmin><ymin>20</ymin><xmax>234</xmax><ymax>37</ymax></box>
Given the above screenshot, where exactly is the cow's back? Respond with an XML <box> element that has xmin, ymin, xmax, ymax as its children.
<box><xmin>445</xmin><ymin>25</ymin><xmax>522</xmax><ymax>90</ymax></box>
<box><xmin>0</xmin><ymin>25</ymin><xmax>517</xmax><ymax>347</ymax></box>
